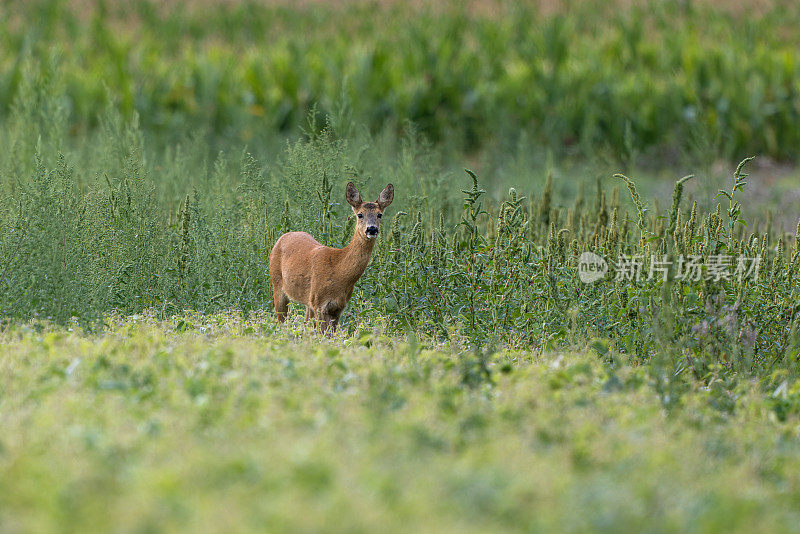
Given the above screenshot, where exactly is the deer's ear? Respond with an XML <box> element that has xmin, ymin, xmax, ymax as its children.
<box><xmin>377</xmin><ymin>183</ymin><xmax>394</xmax><ymax>209</ymax></box>
<box><xmin>346</xmin><ymin>182</ymin><xmax>363</xmax><ymax>209</ymax></box>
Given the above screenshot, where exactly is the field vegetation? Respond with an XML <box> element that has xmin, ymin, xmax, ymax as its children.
<box><xmin>1</xmin><ymin>0</ymin><xmax>800</xmax><ymax>531</ymax></box>
<box><xmin>3</xmin><ymin>320</ymin><xmax>800</xmax><ymax>532</ymax></box>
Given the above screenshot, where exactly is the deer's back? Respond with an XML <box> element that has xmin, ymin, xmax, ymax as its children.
<box><xmin>270</xmin><ymin>231</ymin><xmax>325</xmax><ymax>268</ymax></box>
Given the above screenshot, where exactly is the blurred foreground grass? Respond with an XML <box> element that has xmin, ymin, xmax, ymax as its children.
<box><xmin>2</xmin><ymin>315</ymin><xmax>800</xmax><ymax>533</ymax></box>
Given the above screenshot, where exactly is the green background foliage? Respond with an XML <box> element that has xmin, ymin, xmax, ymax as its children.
<box><xmin>1</xmin><ymin>0</ymin><xmax>799</xmax><ymax>159</ymax></box>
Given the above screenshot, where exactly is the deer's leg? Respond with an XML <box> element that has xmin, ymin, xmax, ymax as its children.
<box><xmin>316</xmin><ymin>303</ymin><xmax>342</xmax><ymax>335</ymax></box>
<box><xmin>273</xmin><ymin>292</ymin><xmax>289</xmax><ymax>323</ymax></box>
<box><xmin>269</xmin><ymin>246</ymin><xmax>286</xmax><ymax>323</ymax></box>
<box><xmin>326</xmin><ymin>307</ymin><xmax>344</xmax><ymax>333</ymax></box>
<box><xmin>312</xmin><ymin>304</ymin><xmax>333</xmax><ymax>335</ymax></box>
<box><xmin>305</xmin><ymin>306</ymin><xmax>316</xmax><ymax>325</ymax></box>
<box><xmin>316</xmin><ymin>311</ymin><xmax>332</xmax><ymax>335</ymax></box>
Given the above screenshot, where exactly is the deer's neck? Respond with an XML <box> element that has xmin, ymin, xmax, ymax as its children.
<box><xmin>339</xmin><ymin>230</ymin><xmax>376</xmax><ymax>284</ymax></box>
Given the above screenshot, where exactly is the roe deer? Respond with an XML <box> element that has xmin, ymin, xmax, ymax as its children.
<box><xmin>269</xmin><ymin>182</ymin><xmax>394</xmax><ymax>333</ymax></box>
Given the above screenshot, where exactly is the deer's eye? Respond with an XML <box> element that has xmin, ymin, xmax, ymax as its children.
<box><xmin>377</xmin><ymin>213</ymin><xmax>382</xmax><ymax>218</ymax></box>
<box><xmin>357</xmin><ymin>213</ymin><xmax>363</xmax><ymax>218</ymax></box>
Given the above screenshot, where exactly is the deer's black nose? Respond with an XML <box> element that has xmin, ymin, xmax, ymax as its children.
<box><xmin>366</xmin><ymin>226</ymin><xmax>379</xmax><ymax>236</ymax></box>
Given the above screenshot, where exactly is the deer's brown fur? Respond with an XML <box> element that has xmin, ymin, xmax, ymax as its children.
<box><xmin>269</xmin><ymin>182</ymin><xmax>394</xmax><ymax>333</ymax></box>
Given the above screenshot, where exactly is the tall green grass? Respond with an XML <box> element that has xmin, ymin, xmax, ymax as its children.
<box><xmin>1</xmin><ymin>1</ymin><xmax>799</xmax><ymax>380</ymax></box>
<box><xmin>1</xmin><ymin>64</ymin><xmax>798</xmax><ymax>380</ymax></box>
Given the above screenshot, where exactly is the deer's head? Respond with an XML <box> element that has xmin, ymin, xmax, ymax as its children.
<box><xmin>346</xmin><ymin>182</ymin><xmax>394</xmax><ymax>240</ymax></box>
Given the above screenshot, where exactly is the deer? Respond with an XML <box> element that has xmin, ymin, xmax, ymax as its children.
<box><xmin>269</xmin><ymin>182</ymin><xmax>394</xmax><ymax>333</ymax></box>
